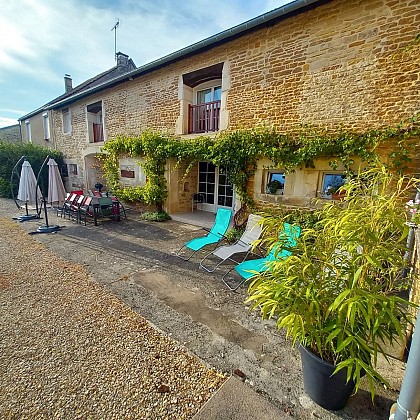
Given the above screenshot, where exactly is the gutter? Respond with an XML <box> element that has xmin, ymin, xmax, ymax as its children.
<box><xmin>22</xmin><ymin>0</ymin><xmax>324</xmax><ymax>116</ymax></box>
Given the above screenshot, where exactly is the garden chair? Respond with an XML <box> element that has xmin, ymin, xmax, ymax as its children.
<box><xmin>199</xmin><ymin>213</ymin><xmax>263</xmax><ymax>272</ymax></box>
<box><xmin>79</xmin><ymin>196</ymin><xmax>94</xmax><ymax>225</ymax></box>
<box><xmin>59</xmin><ymin>193</ymin><xmax>78</xmax><ymax>219</ymax></box>
<box><xmin>55</xmin><ymin>192</ymin><xmax>70</xmax><ymax>217</ymax></box>
<box><xmin>69</xmin><ymin>194</ymin><xmax>85</xmax><ymax>221</ymax></box>
<box><xmin>222</xmin><ymin>223</ymin><xmax>301</xmax><ymax>291</ymax></box>
<box><xmin>176</xmin><ymin>208</ymin><xmax>232</xmax><ymax>261</ymax></box>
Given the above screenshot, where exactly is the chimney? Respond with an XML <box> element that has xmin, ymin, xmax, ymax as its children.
<box><xmin>116</xmin><ymin>52</ymin><xmax>129</xmax><ymax>69</ymax></box>
<box><xmin>64</xmin><ymin>74</ymin><xmax>72</xmax><ymax>93</ymax></box>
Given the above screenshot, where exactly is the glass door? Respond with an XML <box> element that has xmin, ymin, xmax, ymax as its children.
<box><xmin>198</xmin><ymin>162</ymin><xmax>234</xmax><ymax>213</ymax></box>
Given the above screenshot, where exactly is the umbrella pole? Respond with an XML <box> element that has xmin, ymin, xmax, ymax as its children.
<box><xmin>10</xmin><ymin>155</ymin><xmax>24</xmax><ymax>211</ymax></box>
<box><xmin>31</xmin><ymin>155</ymin><xmax>61</xmax><ymax>234</ymax></box>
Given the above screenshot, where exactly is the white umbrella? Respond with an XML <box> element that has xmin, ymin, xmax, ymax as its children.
<box><xmin>17</xmin><ymin>160</ymin><xmax>41</xmax><ymax>204</ymax></box>
<box><xmin>16</xmin><ymin>159</ymin><xmax>41</xmax><ymax>220</ymax></box>
<box><xmin>47</xmin><ymin>158</ymin><xmax>66</xmax><ymax>205</ymax></box>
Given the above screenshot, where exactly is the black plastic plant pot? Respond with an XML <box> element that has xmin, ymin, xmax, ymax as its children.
<box><xmin>299</xmin><ymin>345</ymin><xmax>356</xmax><ymax>411</ymax></box>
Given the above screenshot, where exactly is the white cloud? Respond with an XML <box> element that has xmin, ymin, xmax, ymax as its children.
<box><xmin>0</xmin><ymin>117</ymin><xmax>19</xmax><ymax>128</ymax></box>
<box><xmin>0</xmin><ymin>0</ymin><xmax>292</xmax><ymax>122</ymax></box>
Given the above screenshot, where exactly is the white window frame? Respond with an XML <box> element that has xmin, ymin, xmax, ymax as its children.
<box><xmin>62</xmin><ymin>108</ymin><xmax>72</xmax><ymax>134</ymax></box>
<box><xmin>42</xmin><ymin>112</ymin><xmax>50</xmax><ymax>140</ymax></box>
<box><xmin>193</xmin><ymin>80</ymin><xmax>222</xmax><ymax>105</ymax></box>
<box><xmin>25</xmin><ymin>120</ymin><xmax>31</xmax><ymax>143</ymax></box>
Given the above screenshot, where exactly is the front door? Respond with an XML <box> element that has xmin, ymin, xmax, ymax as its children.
<box><xmin>198</xmin><ymin>162</ymin><xmax>234</xmax><ymax>213</ymax></box>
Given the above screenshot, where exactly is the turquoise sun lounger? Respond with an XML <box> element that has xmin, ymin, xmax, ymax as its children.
<box><xmin>176</xmin><ymin>208</ymin><xmax>232</xmax><ymax>260</ymax></box>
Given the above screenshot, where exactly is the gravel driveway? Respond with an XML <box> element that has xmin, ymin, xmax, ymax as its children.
<box><xmin>0</xmin><ymin>217</ymin><xmax>225</xmax><ymax>419</ymax></box>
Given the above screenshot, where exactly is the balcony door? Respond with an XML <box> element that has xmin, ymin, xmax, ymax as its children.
<box><xmin>198</xmin><ymin>162</ymin><xmax>234</xmax><ymax>213</ymax></box>
<box><xmin>188</xmin><ymin>84</ymin><xmax>221</xmax><ymax>134</ymax></box>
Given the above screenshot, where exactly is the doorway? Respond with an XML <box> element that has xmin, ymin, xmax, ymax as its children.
<box><xmin>197</xmin><ymin>162</ymin><xmax>234</xmax><ymax>213</ymax></box>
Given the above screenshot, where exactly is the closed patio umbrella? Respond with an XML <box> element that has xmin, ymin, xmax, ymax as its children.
<box><xmin>16</xmin><ymin>159</ymin><xmax>41</xmax><ymax>221</ymax></box>
<box><xmin>47</xmin><ymin>158</ymin><xmax>66</xmax><ymax>206</ymax></box>
<box><xmin>30</xmin><ymin>155</ymin><xmax>62</xmax><ymax>234</ymax></box>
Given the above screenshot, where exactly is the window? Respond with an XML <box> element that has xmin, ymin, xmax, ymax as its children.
<box><xmin>119</xmin><ymin>158</ymin><xmax>146</xmax><ymax>186</ymax></box>
<box><xmin>43</xmin><ymin>113</ymin><xmax>50</xmax><ymax>140</ymax></box>
<box><xmin>121</xmin><ymin>169</ymin><xmax>135</xmax><ymax>179</ymax></box>
<box><xmin>25</xmin><ymin>120</ymin><xmax>31</xmax><ymax>143</ymax></box>
<box><xmin>321</xmin><ymin>173</ymin><xmax>346</xmax><ymax>196</ymax></box>
<box><xmin>267</xmin><ymin>172</ymin><xmax>285</xmax><ymax>194</ymax></box>
<box><xmin>61</xmin><ymin>164</ymin><xmax>69</xmax><ymax>177</ymax></box>
<box><xmin>62</xmin><ymin>108</ymin><xmax>72</xmax><ymax>134</ymax></box>
<box><xmin>180</xmin><ymin>64</ymin><xmax>225</xmax><ymax>135</ymax></box>
<box><xmin>196</xmin><ymin>86</ymin><xmax>221</xmax><ymax>104</ymax></box>
<box><xmin>87</xmin><ymin>101</ymin><xmax>104</xmax><ymax>143</ymax></box>
<box><xmin>69</xmin><ymin>164</ymin><xmax>78</xmax><ymax>176</ymax></box>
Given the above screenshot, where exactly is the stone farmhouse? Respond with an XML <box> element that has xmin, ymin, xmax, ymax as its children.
<box><xmin>19</xmin><ymin>0</ymin><xmax>419</xmax><ymax>216</ymax></box>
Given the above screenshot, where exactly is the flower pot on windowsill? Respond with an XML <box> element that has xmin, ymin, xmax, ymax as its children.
<box><xmin>266</xmin><ymin>180</ymin><xmax>283</xmax><ymax>194</ymax></box>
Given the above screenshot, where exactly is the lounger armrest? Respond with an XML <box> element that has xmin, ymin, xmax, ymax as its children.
<box><xmin>202</xmin><ymin>228</ymin><xmax>228</xmax><ymax>241</ymax></box>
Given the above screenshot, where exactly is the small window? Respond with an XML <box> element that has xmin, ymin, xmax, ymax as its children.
<box><xmin>321</xmin><ymin>173</ymin><xmax>346</xmax><ymax>196</ymax></box>
<box><xmin>121</xmin><ymin>169</ymin><xmax>135</xmax><ymax>179</ymax></box>
<box><xmin>62</xmin><ymin>108</ymin><xmax>72</xmax><ymax>134</ymax></box>
<box><xmin>61</xmin><ymin>164</ymin><xmax>69</xmax><ymax>177</ymax></box>
<box><xmin>43</xmin><ymin>113</ymin><xmax>50</xmax><ymax>140</ymax></box>
<box><xmin>25</xmin><ymin>120</ymin><xmax>31</xmax><ymax>143</ymax></box>
<box><xmin>69</xmin><ymin>164</ymin><xmax>78</xmax><ymax>176</ymax></box>
<box><xmin>266</xmin><ymin>172</ymin><xmax>285</xmax><ymax>194</ymax></box>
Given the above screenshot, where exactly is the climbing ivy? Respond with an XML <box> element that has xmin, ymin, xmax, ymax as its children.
<box><xmin>101</xmin><ymin>114</ymin><xmax>419</xmax><ymax>218</ymax></box>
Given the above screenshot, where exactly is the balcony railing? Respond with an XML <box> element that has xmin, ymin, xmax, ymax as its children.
<box><xmin>93</xmin><ymin>123</ymin><xmax>104</xmax><ymax>142</ymax></box>
<box><xmin>188</xmin><ymin>100</ymin><xmax>221</xmax><ymax>134</ymax></box>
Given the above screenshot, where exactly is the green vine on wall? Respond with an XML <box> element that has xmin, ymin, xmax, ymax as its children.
<box><xmin>101</xmin><ymin>114</ymin><xmax>419</xmax><ymax>218</ymax></box>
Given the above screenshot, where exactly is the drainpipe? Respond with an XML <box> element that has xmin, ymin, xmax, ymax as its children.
<box><xmin>394</xmin><ymin>305</ymin><xmax>420</xmax><ymax>420</ymax></box>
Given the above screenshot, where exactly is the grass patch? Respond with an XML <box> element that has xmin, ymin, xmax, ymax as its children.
<box><xmin>140</xmin><ymin>211</ymin><xmax>171</xmax><ymax>222</ymax></box>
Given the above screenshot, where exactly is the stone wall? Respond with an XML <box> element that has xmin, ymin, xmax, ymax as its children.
<box><xmin>49</xmin><ymin>0</ymin><xmax>419</xmax><ymax>210</ymax></box>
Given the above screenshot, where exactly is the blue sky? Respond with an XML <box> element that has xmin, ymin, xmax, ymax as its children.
<box><xmin>0</xmin><ymin>0</ymin><xmax>292</xmax><ymax>128</ymax></box>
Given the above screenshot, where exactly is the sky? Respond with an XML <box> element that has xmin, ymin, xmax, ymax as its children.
<box><xmin>0</xmin><ymin>0</ymin><xmax>293</xmax><ymax>128</ymax></box>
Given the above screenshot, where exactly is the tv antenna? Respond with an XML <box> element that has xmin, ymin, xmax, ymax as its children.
<box><xmin>111</xmin><ymin>19</ymin><xmax>120</xmax><ymax>60</ymax></box>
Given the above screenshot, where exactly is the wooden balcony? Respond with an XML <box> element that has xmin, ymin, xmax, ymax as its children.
<box><xmin>93</xmin><ymin>123</ymin><xmax>104</xmax><ymax>142</ymax></box>
<box><xmin>188</xmin><ymin>100</ymin><xmax>221</xmax><ymax>134</ymax></box>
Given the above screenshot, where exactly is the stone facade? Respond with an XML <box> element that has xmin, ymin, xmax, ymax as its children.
<box><xmin>47</xmin><ymin>0</ymin><xmax>419</xmax><ymax>211</ymax></box>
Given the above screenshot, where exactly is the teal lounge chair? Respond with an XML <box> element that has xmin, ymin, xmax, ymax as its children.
<box><xmin>222</xmin><ymin>223</ymin><xmax>301</xmax><ymax>291</ymax></box>
<box><xmin>176</xmin><ymin>208</ymin><xmax>232</xmax><ymax>261</ymax></box>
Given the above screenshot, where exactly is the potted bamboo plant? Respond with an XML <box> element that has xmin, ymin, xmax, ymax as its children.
<box><xmin>247</xmin><ymin>165</ymin><xmax>418</xmax><ymax>410</ymax></box>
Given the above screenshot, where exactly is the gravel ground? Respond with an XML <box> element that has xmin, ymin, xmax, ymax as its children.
<box><xmin>0</xmin><ymin>217</ymin><xmax>225</xmax><ymax>419</ymax></box>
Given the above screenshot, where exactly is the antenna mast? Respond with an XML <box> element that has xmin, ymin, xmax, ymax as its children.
<box><xmin>111</xmin><ymin>19</ymin><xmax>120</xmax><ymax>61</ymax></box>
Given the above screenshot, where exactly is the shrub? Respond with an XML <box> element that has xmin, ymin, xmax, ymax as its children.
<box><xmin>0</xmin><ymin>141</ymin><xmax>63</xmax><ymax>198</ymax></box>
<box><xmin>225</xmin><ymin>226</ymin><xmax>246</xmax><ymax>243</ymax></box>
